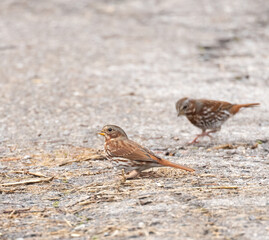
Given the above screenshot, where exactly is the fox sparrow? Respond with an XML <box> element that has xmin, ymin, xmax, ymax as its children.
<box><xmin>176</xmin><ymin>97</ymin><xmax>260</xmax><ymax>144</ymax></box>
<box><xmin>98</xmin><ymin>125</ymin><xmax>194</xmax><ymax>179</ymax></box>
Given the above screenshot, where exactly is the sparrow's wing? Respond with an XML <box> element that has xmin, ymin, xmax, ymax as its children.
<box><xmin>107</xmin><ymin>139</ymin><xmax>161</xmax><ymax>163</ymax></box>
<box><xmin>199</xmin><ymin>99</ymin><xmax>233</xmax><ymax>113</ymax></box>
<box><xmin>195</xmin><ymin>99</ymin><xmax>234</xmax><ymax>123</ymax></box>
<box><xmin>107</xmin><ymin>139</ymin><xmax>195</xmax><ymax>172</ymax></box>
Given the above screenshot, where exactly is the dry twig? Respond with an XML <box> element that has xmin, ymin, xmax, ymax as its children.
<box><xmin>1</xmin><ymin>177</ymin><xmax>54</xmax><ymax>186</ymax></box>
<box><xmin>59</xmin><ymin>154</ymin><xmax>105</xmax><ymax>166</ymax></box>
<box><xmin>11</xmin><ymin>170</ymin><xmax>48</xmax><ymax>178</ymax></box>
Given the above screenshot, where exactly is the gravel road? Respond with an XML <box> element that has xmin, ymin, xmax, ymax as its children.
<box><xmin>0</xmin><ymin>0</ymin><xmax>268</xmax><ymax>239</ymax></box>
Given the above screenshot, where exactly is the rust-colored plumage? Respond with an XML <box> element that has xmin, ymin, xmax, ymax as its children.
<box><xmin>99</xmin><ymin>125</ymin><xmax>194</xmax><ymax>179</ymax></box>
<box><xmin>176</xmin><ymin>98</ymin><xmax>260</xmax><ymax>144</ymax></box>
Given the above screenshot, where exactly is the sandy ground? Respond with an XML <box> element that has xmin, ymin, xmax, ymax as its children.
<box><xmin>0</xmin><ymin>0</ymin><xmax>269</xmax><ymax>239</ymax></box>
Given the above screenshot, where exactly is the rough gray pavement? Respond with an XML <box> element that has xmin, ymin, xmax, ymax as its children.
<box><xmin>0</xmin><ymin>0</ymin><xmax>268</xmax><ymax>239</ymax></box>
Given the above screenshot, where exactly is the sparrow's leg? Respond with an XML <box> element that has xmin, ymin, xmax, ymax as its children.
<box><xmin>205</xmin><ymin>128</ymin><xmax>221</xmax><ymax>139</ymax></box>
<box><xmin>189</xmin><ymin>128</ymin><xmax>221</xmax><ymax>144</ymax></box>
<box><xmin>188</xmin><ymin>135</ymin><xmax>200</xmax><ymax>144</ymax></box>
<box><xmin>125</xmin><ymin>170</ymin><xmax>139</xmax><ymax>179</ymax></box>
<box><xmin>189</xmin><ymin>130</ymin><xmax>211</xmax><ymax>144</ymax></box>
<box><xmin>206</xmin><ymin>128</ymin><xmax>220</xmax><ymax>136</ymax></box>
<box><xmin>120</xmin><ymin>169</ymin><xmax>126</xmax><ymax>182</ymax></box>
<box><xmin>205</xmin><ymin>130</ymin><xmax>218</xmax><ymax>139</ymax></box>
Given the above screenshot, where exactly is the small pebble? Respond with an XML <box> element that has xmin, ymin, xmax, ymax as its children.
<box><xmin>138</xmin><ymin>222</ymin><xmax>145</xmax><ymax>228</ymax></box>
<box><xmin>74</xmin><ymin>224</ymin><xmax>86</xmax><ymax>230</ymax></box>
<box><xmin>63</xmin><ymin>130</ymin><xmax>70</xmax><ymax>136</ymax></box>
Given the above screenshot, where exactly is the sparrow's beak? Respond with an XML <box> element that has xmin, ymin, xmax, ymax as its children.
<box><xmin>98</xmin><ymin>131</ymin><xmax>105</xmax><ymax>136</ymax></box>
<box><xmin>177</xmin><ymin>110</ymin><xmax>184</xmax><ymax>117</ymax></box>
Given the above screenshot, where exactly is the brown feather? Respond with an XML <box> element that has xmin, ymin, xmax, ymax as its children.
<box><xmin>230</xmin><ymin>103</ymin><xmax>260</xmax><ymax>115</ymax></box>
<box><xmin>107</xmin><ymin>139</ymin><xmax>158</xmax><ymax>162</ymax></box>
<box><xmin>197</xmin><ymin>99</ymin><xmax>233</xmax><ymax>113</ymax></box>
<box><xmin>157</xmin><ymin>158</ymin><xmax>195</xmax><ymax>172</ymax></box>
<box><xmin>106</xmin><ymin>139</ymin><xmax>194</xmax><ymax>172</ymax></box>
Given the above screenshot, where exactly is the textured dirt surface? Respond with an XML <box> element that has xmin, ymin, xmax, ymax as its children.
<box><xmin>0</xmin><ymin>0</ymin><xmax>269</xmax><ymax>239</ymax></box>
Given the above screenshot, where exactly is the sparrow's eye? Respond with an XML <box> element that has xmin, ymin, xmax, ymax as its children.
<box><xmin>108</xmin><ymin>128</ymin><xmax>113</xmax><ymax>132</ymax></box>
<box><xmin>183</xmin><ymin>105</ymin><xmax>187</xmax><ymax>110</ymax></box>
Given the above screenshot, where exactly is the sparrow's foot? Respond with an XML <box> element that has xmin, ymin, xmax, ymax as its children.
<box><xmin>125</xmin><ymin>170</ymin><xmax>139</xmax><ymax>179</ymax></box>
<box><xmin>188</xmin><ymin>131</ymin><xmax>214</xmax><ymax>145</ymax></box>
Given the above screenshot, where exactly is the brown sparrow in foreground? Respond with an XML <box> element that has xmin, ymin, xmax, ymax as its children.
<box><xmin>99</xmin><ymin>125</ymin><xmax>194</xmax><ymax>179</ymax></box>
<box><xmin>176</xmin><ymin>98</ymin><xmax>260</xmax><ymax>144</ymax></box>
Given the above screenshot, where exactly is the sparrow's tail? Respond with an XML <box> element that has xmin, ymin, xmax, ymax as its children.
<box><xmin>230</xmin><ymin>103</ymin><xmax>260</xmax><ymax>114</ymax></box>
<box><xmin>158</xmin><ymin>158</ymin><xmax>195</xmax><ymax>172</ymax></box>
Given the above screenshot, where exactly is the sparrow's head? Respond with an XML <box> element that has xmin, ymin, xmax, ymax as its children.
<box><xmin>98</xmin><ymin>125</ymin><xmax>128</xmax><ymax>140</ymax></box>
<box><xmin>176</xmin><ymin>97</ymin><xmax>190</xmax><ymax>116</ymax></box>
